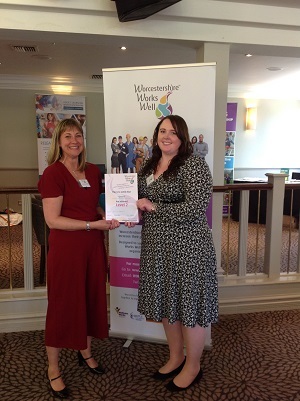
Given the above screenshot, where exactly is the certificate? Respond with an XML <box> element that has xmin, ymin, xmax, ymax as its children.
<box><xmin>105</xmin><ymin>173</ymin><xmax>139</xmax><ymax>222</ymax></box>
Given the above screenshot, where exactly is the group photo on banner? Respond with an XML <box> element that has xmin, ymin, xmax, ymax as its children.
<box><xmin>102</xmin><ymin>63</ymin><xmax>218</xmax><ymax>353</ymax></box>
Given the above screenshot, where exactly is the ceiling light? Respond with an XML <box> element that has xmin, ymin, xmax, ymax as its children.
<box><xmin>31</xmin><ymin>54</ymin><xmax>52</xmax><ymax>60</ymax></box>
<box><xmin>245</xmin><ymin>54</ymin><xmax>252</xmax><ymax>57</ymax></box>
<box><xmin>120</xmin><ymin>46</ymin><xmax>127</xmax><ymax>51</ymax></box>
<box><xmin>266</xmin><ymin>67</ymin><xmax>283</xmax><ymax>71</ymax></box>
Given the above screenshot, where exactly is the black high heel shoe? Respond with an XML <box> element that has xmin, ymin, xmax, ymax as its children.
<box><xmin>77</xmin><ymin>351</ymin><xmax>105</xmax><ymax>375</ymax></box>
<box><xmin>48</xmin><ymin>374</ymin><xmax>70</xmax><ymax>399</ymax></box>
<box><xmin>152</xmin><ymin>358</ymin><xmax>186</xmax><ymax>380</ymax></box>
<box><xmin>166</xmin><ymin>368</ymin><xmax>203</xmax><ymax>392</ymax></box>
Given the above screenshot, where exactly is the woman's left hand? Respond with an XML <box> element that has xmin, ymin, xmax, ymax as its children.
<box><xmin>124</xmin><ymin>222</ymin><xmax>136</xmax><ymax>228</ymax></box>
<box><xmin>136</xmin><ymin>198</ymin><xmax>154</xmax><ymax>213</ymax></box>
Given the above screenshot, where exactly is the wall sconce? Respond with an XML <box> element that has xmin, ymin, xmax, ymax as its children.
<box><xmin>51</xmin><ymin>85</ymin><xmax>73</xmax><ymax>95</ymax></box>
<box><xmin>246</xmin><ymin>107</ymin><xmax>257</xmax><ymax>130</ymax></box>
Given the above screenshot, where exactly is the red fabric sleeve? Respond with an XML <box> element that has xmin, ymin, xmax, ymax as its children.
<box><xmin>38</xmin><ymin>163</ymin><xmax>65</xmax><ymax>199</ymax></box>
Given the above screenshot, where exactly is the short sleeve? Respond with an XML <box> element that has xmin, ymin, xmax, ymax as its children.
<box><xmin>38</xmin><ymin>164</ymin><xmax>65</xmax><ymax>199</ymax></box>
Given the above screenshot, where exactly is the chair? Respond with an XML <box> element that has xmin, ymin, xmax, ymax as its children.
<box><xmin>31</xmin><ymin>196</ymin><xmax>50</xmax><ymax>284</ymax></box>
<box><xmin>99</xmin><ymin>193</ymin><xmax>105</xmax><ymax>211</ymax></box>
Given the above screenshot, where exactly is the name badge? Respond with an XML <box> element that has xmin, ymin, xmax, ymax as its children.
<box><xmin>79</xmin><ymin>179</ymin><xmax>91</xmax><ymax>188</ymax></box>
<box><xmin>146</xmin><ymin>174</ymin><xmax>155</xmax><ymax>186</ymax></box>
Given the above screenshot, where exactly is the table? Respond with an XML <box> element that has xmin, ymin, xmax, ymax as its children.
<box><xmin>231</xmin><ymin>180</ymin><xmax>300</xmax><ymax>224</ymax></box>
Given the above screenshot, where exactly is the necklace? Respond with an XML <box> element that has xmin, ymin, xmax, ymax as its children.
<box><xmin>61</xmin><ymin>158</ymin><xmax>90</xmax><ymax>188</ymax></box>
<box><xmin>71</xmin><ymin>169</ymin><xmax>80</xmax><ymax>180</ymax></box>
<box><xmin>61</xmin><ymin>158</ymin><xmax>79</xmax><ymax>177</ymax></box>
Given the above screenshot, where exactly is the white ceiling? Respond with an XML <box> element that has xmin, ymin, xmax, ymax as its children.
<box><xmin>1</xmin><ymin>0</ymin><xmax>300</xmax><ymax>99</ymax></box>
<box><xmin>212</xmin><ymin>0</ymin><xmax>300</xmax><ymax>8</ymax></box>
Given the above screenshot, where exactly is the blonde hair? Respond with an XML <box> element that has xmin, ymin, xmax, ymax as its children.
<box><xmin>47</xmin><ymin>118</ymin><xmax>87</xmax><ymax>172</ymax></box>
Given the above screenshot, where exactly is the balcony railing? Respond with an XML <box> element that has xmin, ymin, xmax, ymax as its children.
<box><xmin>1</xmin><ymin>173</ymin><xmax>300</xmax><ymax>331</ymax></box>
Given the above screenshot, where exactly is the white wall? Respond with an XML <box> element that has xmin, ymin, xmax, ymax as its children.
<box><xmin>0</xmin><ymin>88</ymin><xmax>106</xmax><ymax>212</ymax></box>
<box><xmin>0</xmin><ymin>89</ymin><xmax>106</xmax><ymax>185</ymax></box>
<box><xmin>230</xmin><ymin>97</ymin><xmax>300</xmax><ymax>179</ymax></box>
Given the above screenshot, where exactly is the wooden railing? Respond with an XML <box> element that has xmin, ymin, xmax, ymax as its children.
<box><xmin>1</xmin><ymin>177</ymin><xmax>300</xmax><ymax>286</ymax></box>
<box><xmin>0</xmin><ymin>174</ymin><xmax>300</xmax><ymax>331</ymax></box>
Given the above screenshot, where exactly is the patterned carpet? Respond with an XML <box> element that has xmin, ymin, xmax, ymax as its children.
<box><xmin>221</xmin><ymin>218</ymin><xmax>299</xmax><ymax>275</ymax></box>
<box><xmin>0</xmin><ymin>224</ymin><xmax>43</xmax><ymax>289</ymax></box>
<box><xmin>1</xmin><ymin>309</ymin><xmax>300</xmax><ymax>401</ymax></box>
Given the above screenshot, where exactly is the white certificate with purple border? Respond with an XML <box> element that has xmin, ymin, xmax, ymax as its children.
<box><xmin>105</xmin><ymin>173</ymin><xmax>139</xmax><ymax>222</ymax></box>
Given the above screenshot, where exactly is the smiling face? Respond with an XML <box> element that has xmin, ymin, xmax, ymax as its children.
<box><xmin>157</xmin><ymin>118</ymin><xmax>181</xmax><ymax>157</ymax></box>
<box><xmin>59</xmin><ymin>126</ymin><xmax>84</xmax><ymax>161</ymax></box>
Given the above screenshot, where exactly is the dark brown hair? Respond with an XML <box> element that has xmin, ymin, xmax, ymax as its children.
<box><xmin>141</xmin><ymin>115</ymin><xmax>193</xmax><ymax>179</ymax></box>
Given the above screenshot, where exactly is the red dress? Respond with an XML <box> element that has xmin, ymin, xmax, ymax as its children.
<box><xmin>38</xmin><ymin>161</ymin><xmax>108</xmax><ymax>349</ymax></box>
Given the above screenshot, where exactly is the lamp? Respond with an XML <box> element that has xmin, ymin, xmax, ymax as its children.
<box><xmin>51</xmin><ymin>85</ymin><xmax>73</xmax><ymax>95</ymax></box>
<box><xmin>246</xmin><ymin>107</ymin><xmax>257</xmax><ymax>130</ymax></box>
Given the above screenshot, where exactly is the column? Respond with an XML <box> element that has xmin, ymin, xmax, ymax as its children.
<box><xmin>196</xmin><ymin>43</ymin><xmax>230</xmax><ymax>277</ymax></box>
<box><xmin>264</xmin><ymin>173</ymin><xmax>288</xmax><ymax>278</ymax></box>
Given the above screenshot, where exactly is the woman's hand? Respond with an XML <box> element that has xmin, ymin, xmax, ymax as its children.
<box><xmin>124</xmin><ymin>222</ymin><xmax>136</xmax><ymax>228</ymax></box>
<box><xmin>93</xmin><ymin>218</ymin><xmax>120</xmax><ymax>231</ymax></box>
<box><xmin>109</xmin><ymin>219</ymin><xmax>120</xmax><ymax>230</ymax></box>
<box><xmin>136</xmin><ymin>198</ymin><xmax>155</xmax><ymax>213</ymax></box>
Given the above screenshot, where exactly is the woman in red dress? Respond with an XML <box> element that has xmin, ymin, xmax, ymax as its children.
<box><xmin>38</xmin><ymin>118</ymin><xmax>119</xmax><ymax>399</ymax></box>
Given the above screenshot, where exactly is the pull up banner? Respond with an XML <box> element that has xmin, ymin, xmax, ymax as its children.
<box><xmin>103</xmin><ymin>63</ymin><xmax>216</xmax><ymax>343</ymax></box>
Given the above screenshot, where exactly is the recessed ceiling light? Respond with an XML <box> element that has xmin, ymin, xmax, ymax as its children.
<box><xmin>267</xmin><ymin>67</ymin><xmax>283</xmax><ymax>71</ymax></box>
<box><xmin>245</xmin><ymin>54</ymin><xmax>252</xmax><ymax>57</ymax></box>
<box><xmin>31</xmin><ymin>54</ymin><xmax>52</xmax><ymax>60</ymax></box>
<box><xmin>120</xmin><ymin>46</ymin><xmax>127</xmax><ymax>51</ymax></box>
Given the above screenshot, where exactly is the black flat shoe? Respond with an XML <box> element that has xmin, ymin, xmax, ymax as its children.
<box><xmin>166</xmin><ymin>368</ymin><xmax>203</xmax><ymax>392</ymax></box>
<box><xmin>77</xmin><ymin>351</ymin><xmax>105</xmax><ymax>375</ymax></box>
<box><xmin>48</xmin><ymin>374</ymin><xmax>70</xmax><ymax>399</ymax></box>
<box><xmin>152</xmin><ymin>358</ymin><xmax>186</xmax><ymax>380</ymax></box>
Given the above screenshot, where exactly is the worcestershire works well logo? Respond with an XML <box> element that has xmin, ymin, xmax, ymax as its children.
<box><xmin>155</xmin><ymin>92</ymin><xmax>173</xmax><ymax>120</ymax></box>
<box><xmin>133</xmin><ymin>83</ymin><xmax>180</xmax><ymax>119</ymax></box>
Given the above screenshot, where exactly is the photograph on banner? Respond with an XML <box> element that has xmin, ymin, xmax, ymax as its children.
<box><xmin>191</xmin><ymin>133</ymin><xmax>209</xmax><ymax>160</ymax></box>
<box><xmin>223</xmin><ymin>155</ymin><xmax>235</xmax><ymax>216</ymax></box>
<box><xmin>35</xmin><ymin>94</ymin><xmax>86</xmax><ymax>175</ymax></box>
<box><xmin>103</xmin><ymin>63</ymin><xmax>216</xmax><ymax>343</ymax></box>
<box><xmin>224</xmin><ymin>169</ymin><xmax>233</xmax><ymax>185</ymax></box>
<box><xmin>223</xmin><ymin>103</ymin><xmax>237</xmax><ymax>215</ymax></box>
<box><xmin>110</xmin><ymin>134</ymin><xmax>151</xmax><ymax>174</ymax></box>
<box><xmin>225</xmin><ymin>131</ymin><xmax>235</xmax><ymax>156</ymax></box>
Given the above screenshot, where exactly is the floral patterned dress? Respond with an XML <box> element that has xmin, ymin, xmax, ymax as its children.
<box><xmin>137</xmin><ymin>155</ymin><xmax>218</xmax><ymax>327</ymax></box>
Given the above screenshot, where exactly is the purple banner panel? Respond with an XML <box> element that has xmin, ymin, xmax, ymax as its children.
<box><xmin>226</xmin><ymin>103</ymin><xmax>238</xmax><ymax>132</ymax></box>
<box><xmin>110</xmin><ymin>256</ymin><xmax>140</xmax><ymax>289</ymax></box>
